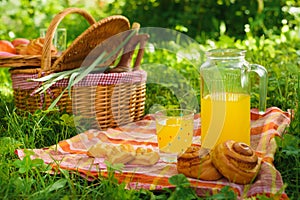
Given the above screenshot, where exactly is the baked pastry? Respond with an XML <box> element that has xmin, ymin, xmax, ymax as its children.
<box><xmin>106</xmin><ymin>144</ymin><xmax>136</xmax><ymax>164</ymax></box>
<box><xmin>26</xmin><ymin>38</ymin><xmax>57</xmax><ymax>55</ymax></box>
<box><xmin>177</xmin><ymin>146</ymin><xmax>223</xmax><ymax>181</ymax></box>
<box><xmin>211</xmin><ymin>140</ymin><xmax>261</xmax><ymax>184</ymax></box>
<box><xmin>128</xmin><ymin>147</ymin><xmax>160</xmax><ymax>166</ymax></box>
<box><xmin>87</xmin><ymin>142</ymin><xmax>110</xmax><ymax>158</ymax></box>
<box><xmin>15</xmin><ymin>44</ymin><xmax>28</xmax><ymax>55</ymax></box>
<box><xmin>87</xmin><ymin>143</ymin><xmax>159</xmax><ymax>166</ymax></box>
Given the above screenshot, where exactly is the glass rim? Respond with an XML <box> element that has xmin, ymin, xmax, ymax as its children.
<box><xmin>154</xmin><ymin>108</ymin><xmax>194</xmax><ymax>118</ymax></box>
<box><xmin>206</xmin><ymin>48</ymin><xmax>246</xmax><ymax>58</ymax></box>
<box><xmin>40</xmin><ymin>27</ymin><xmax>67</xmax><ymax>31</ymax></box>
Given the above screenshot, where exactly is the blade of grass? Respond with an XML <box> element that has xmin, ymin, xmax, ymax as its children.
<box><xmin>71</xmin><ymin>52</ymin><xmax>106</xmax><ymax>86</ymax></box>
<box><xmin>71</xmin><ymin>31</ymin><xmax>136</xmax><ymax>86</ymax></box>
<box><xmin>32</xmin><ymin>68</ymin><xmax>79</xmax><ymax>94</ymax></box>
<box><xmin>48</xmin><ymin>87</ymin><xmax>68</xmax><ymax>109</ymax></box>
<box><xmin>67</xmin><ymin>71</ymin><xmax>80</xmax><ymax>98</ymax></box>
<box><xmin>30</xmin><ymin>68</ymin><xmax>79</xmax><ymax>82</ymax></box>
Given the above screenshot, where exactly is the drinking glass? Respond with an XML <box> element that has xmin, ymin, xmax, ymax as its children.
<box><xmin>155</xmin><ymin>109</ymin><xmax>194</xmax><ymax>162</ymax></box>
<box><xmin>40</xmin><ymin>28</ymin><xmax>67</xmax><ymax>53</ymax></box>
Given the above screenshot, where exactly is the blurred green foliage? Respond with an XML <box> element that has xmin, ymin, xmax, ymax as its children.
<box><xmin>0</xmin><ymin>0</ymin><xmax>300</xmax><ymax>43</ymax></box>
<box><xmin>0</xmin><ymin>0</ymin><xmax>108</xmax><ymax>44</ymax></box>
<box><xmin>106</xmin><ymin>0</ymin><xmax>300</xmax><ymax>42</ymax></box>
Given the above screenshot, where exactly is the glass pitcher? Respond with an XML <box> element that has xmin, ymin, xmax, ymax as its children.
<box><xmin>200</xmin><ymin>49</ymin><xmax>267</xmax><ymax>149</ymax></box>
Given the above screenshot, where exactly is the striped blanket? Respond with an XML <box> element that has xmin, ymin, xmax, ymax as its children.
<box><xmin>16</xmin><ymin>107</ymin><xmax>291</xmax><ymax>199</ymax></box>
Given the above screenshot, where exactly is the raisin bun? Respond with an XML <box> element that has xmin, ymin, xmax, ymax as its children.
<box><xmin>211</xmin><ymin>140</ymin><xmax>261</xmax><ymax>184</ymax></box>
<box><xmin>177</xmin><ymin>146</ymin><xmax>223</xmax><ymax>181</ymax></box>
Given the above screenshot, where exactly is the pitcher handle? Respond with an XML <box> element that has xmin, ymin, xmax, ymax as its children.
<box><xmin>250</xmin><ymin>64</ymin><xmax>268</xmax><ymax>114</ymax></box>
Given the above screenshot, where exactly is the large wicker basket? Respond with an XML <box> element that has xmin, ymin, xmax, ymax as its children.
<box><xmin>3</xmin><ymin>8</ymin><xmax>149</xmax><ymax>130</ymax></box>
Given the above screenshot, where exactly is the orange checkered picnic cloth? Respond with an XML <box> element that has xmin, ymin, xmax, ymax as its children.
<box><xmin>16</xmin><ymin>107</ymin><xmax>291</xmax><ymax>199</ymax></box>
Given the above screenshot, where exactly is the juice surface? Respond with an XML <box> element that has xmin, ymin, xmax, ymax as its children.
<box><xmin>201</xmin><ymin>93</ymin><xmax>250</xmax><ymax>149</ymax></box>
<box><xmin>156</xmin><ymin>117</ymin><xmax>193</xmax><ymax>154</ymax></box>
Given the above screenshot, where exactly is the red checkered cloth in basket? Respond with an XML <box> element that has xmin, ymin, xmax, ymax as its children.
<box><xmin>15</xmin><ymin>107</ymin><xmax>291</xmax><ymax>199</ymax></box>
<box><xmin>11</xmin><ymin>70</ymin><xmax>147</xmax><ymax>90</ymax></box>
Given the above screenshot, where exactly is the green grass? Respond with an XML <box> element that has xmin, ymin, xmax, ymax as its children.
<box><xmin>0</xmin><ymin>31</ymin><xmax>300</xmax><ymax>199</ymax></box>
<box><xmin>274</xmin><ymin>74</ymin><xmax>300</xmax><ymax>199</ymax></box>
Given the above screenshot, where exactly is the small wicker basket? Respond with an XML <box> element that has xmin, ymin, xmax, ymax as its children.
<box><xmin>2</xmin><ymin>7</ymin><xmax>149</xmax><ymax>130</ymax></box>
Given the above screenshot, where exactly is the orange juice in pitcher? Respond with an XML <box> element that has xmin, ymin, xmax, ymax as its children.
<box><xmin>200</xmin><ymin>49</ymin><xmax>267</xmax><ymax>149</ymax></box>
<box><xmin>201</xmin><ymin>93</ymin><xmax>250</xmax><ymax>149</ymax></box>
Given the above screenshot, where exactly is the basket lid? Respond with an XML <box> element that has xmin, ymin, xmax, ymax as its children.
<box><xmin>49</xmin><ymin>15</ymin><xmax>130</xmax><ymax>73</ymax></box>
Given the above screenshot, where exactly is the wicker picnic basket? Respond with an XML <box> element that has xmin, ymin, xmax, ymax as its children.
<box><xmin>3</xmin><ymin>7</ymin><xmax>149</xmax><ymax>130</ymax></box>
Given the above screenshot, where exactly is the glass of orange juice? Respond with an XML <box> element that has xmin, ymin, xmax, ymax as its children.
<box><xmin>155</xmin><ymin>109</ymin><xmax>194</xmax><ymax>162</ymax></box>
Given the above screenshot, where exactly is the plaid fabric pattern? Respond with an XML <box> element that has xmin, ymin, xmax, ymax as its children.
<box><xmin>55</xmin><ymin>70</ymin><xmax>147</xmax><ymax>87</ymax></box>
<box><xmin>11</xmin><ymin>73</ymin><xmax>40</xmax><ymax>90</ymax></box>
<box><xmin>15</xmin><ymin>107</ymin><xmax>291</xmax><ymax>199</ymax></box>
<box><xmin>11</xmin><ymin>70</ymin><xmax>147</xmax><ymax>90</ymax></box>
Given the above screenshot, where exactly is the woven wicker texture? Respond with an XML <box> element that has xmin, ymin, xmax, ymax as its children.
<box><xmin>8</xmin><ymin>7</ymin><xmax>149</xmax><ymax>130</ymax></box>
<box><xmin>0</xmin><ymin>55</ymin><xmax>59</xmax><ymax>68</ymax></box>
<box><xmin>71</xmin><ymin>70</ymin><xmax>147</xmax><ymax>130</ymax></box>
<box><xmin>48</xmin><ymin>15</ymin><xmax>130</xmax><ymax>73</ymax></box>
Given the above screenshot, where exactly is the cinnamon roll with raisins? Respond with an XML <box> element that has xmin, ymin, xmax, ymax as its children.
<box><xmin>177</xmin><ymin>146</ymin><xmax>223</xmax><ymax>181</ymax></box>
<box><xmin>211</xmin><ymin>140</ymin><xmax>261</xmax><ymax>184</ymax></box>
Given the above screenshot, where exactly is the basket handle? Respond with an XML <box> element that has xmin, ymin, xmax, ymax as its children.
<box><xmin>132</xmin><ymin>34</ymin><xmax>149</xmax><ymax>71</ymax></box>
<box><xmin>41</xmin><ymin>7</ymin><xmax>96</xmax><ymax>72</ymax></box>
<box><xmin>108</xmin><ymin>30</ymin><xmax>149</xmax><ymax>72</ymax></box>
